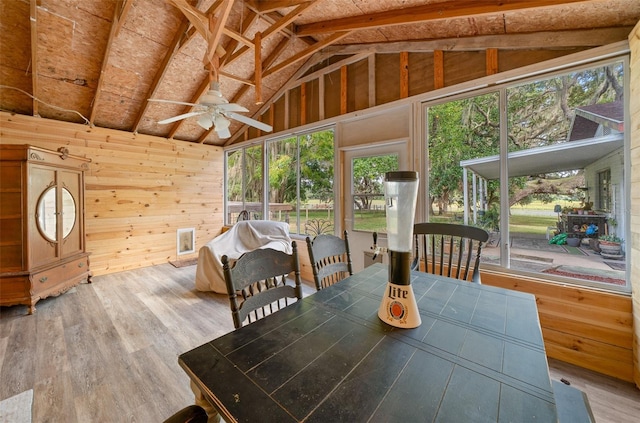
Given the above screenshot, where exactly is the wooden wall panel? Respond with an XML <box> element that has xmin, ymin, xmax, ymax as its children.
<box><xmin>0</xmin><ymin>113</ymin><xmax>224</xmax><ymax>277</ymax></box>
<box><xmin>324</xmin><ymin>69</ymin><xmax>341</xmax><ymax>119</ymax></box>
<box><xmin>443</xmin><ymin>51</ymin><xmax>485</xmax><ymax>87</ymax></box>
<box><xmin>408</xmin><ymin>52</ymin><xmax>434</xmax><ymax>97</ymax></box>
<box><xmin>497</xmin><ymin>49</ymin><xmax>586</xmax><ymax>73</ymax></box>
<box><xmin>375</xmin><ymin>53</ymin><xmax>401</xmax><ymax>105</ymax></box>
<box><xmin>305</xmin><ymin>78</ymin><xmax>320</xmax><ymax>124</ymax></box>
<box><xmin>288</xmin><ymin>86</ymin><xmax>301</xmax><ymax>129</ymax></box>
<box><xmin>273</xmin><ymin>96</ymin><xmax>286</xmax><ymax>133</ymax></box>
<box><xmin>482</xmin><ymin>269</ymin><xmax>634</xmax><ymax>382</ymax></box>
<box><xmin>628</xmin><ymin>20</ymin><xmax>640</xmax><ymax>389</ymax></box>
<box><xmin>348</xmin><ymin>59</ymin><xmax>369</xmax><ymax>113</ymax></box>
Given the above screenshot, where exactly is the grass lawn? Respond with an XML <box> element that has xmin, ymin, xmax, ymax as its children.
<box><xmin>287</xmin><ymin>205</ymin><xmax>559</xmax><ymax>236</ymax></box>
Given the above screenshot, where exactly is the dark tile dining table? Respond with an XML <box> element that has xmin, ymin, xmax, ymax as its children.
<box><xmin>178</xmin><ymin>263</ymin><xmax>557</xmax><ymax>422</ymax></box>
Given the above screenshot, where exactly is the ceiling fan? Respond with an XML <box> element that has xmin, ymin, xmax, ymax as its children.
<box><xmin>150</xmin><ymin>0</ymin><xmax>272</xmax><ymax>139</ymax></box>
<box><xmin>149</xmin><ymin>81</ymin><xmax>272</xmax><ymax>139</ymax></box>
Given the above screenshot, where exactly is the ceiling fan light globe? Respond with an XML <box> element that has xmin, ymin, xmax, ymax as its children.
<box><xmin>213</xmin><ymin>114</ymin><xmax>231</xmax><ymax>130</ymax></box>
<box><xmin>197</xmin><ymin>114</ymin><xmax>213</xmax><ymax>130</ymax></box>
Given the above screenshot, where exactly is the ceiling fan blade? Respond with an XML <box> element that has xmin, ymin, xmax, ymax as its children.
<box><xmin>148</xmin><ymin>98</ymin><xmax>199</xmax><ymax>107</ymax></box>
<box><xmin>216</xmin><ymin>127</ymin><xmax>231</xmax><ymax>139</ymax></box>
<box><xmin>217</xmin><ymin>103</ymin><xmax>249</xmax><ymax>113</ymax></box>
<box><xmin>158</xmin><ymin>111</ymin><xmax>205</xmax><ymax>124</ymax></box>
<box><xmin>226</xmin><ymin>112</ymin><xmax>273</xmax><ymax>132</ymax></box>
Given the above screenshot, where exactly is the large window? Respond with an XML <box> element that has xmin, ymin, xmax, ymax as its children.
<box><xmin>425</xmin><ymin>59</ymin><xmax>629</xmax><ymax>291</ymax></box>
<box><xmin>225</xmin><ymin>145</ymin><xmax>263</xmax><ymax>223</ymax></box>
<box><xmin>351</xmin><ymin>154</ymin><xmax>398</xmax><ymax>232</ymax></box>
<box><xmin>225</xmin><ymin>129</ymin><xmax>335</xmax><ymax>236</ymax></box>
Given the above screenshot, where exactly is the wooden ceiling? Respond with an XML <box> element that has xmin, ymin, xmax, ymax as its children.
<box><xmin>1</xmin><ymin>0</ymin><xmax>639</xmax><ymax>146</ymax></box>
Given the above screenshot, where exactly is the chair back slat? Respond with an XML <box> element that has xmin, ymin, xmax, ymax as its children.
<box><xmin>412</xmin><ymin>223</ymin><xmax>489</xmax><ymax>284</ymax></box>
<box><xmin>222</xmin><ymin>242</ymin><xmax>302</xmax><ymax>329</ymax></box>
<box><xmin>306</xmin><ymin>231</ymin><xmax>353</xmax><ymax>291</ymax></box>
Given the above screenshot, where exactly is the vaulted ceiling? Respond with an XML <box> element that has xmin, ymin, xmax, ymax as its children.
<box><xmin>1</xmin><ymin>0</ymin><xmax>639</xmax><ymax>146</ymax></box>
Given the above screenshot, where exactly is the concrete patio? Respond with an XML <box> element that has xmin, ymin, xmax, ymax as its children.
<box><xmin>482</xmin><ymin>233</ymin><xmax>627</xmax><ymax>286</ymax></box>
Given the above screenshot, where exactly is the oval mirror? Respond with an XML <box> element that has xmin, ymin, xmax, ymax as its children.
<box><xmin>37</xmin><ymin>187</ymin><xmax>57</xmax><ymax>241</ymax></box>
<box><xmin>61</xmin><ymin>188</ymin><xmax>76</xmax><ymax>238</ymax></box>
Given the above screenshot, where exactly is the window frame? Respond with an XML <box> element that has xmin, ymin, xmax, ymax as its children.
<box><xmin>419</xmin><ymin>56</ymin><xmax>630</xmax><ymax>293</ymax></box>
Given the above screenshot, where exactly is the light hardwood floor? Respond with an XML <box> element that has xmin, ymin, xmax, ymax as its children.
<box><xmin>1</xmin><ymin>263</ymin><xmax>639</xmax><ymax>422</ymax></box>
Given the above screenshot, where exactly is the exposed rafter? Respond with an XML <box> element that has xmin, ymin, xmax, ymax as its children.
<box><xmin>89</xmin><ymin>0</ymin><xmax>124</xmax><ymax>124</ymax></box>
<box><xmin>296</xmin><ymin>0</ymin><xmax>593</xmax><ymax>35</ymax></box>
<box><xmin>222</xmin><ymin>2</ymin><xmax>317</xmax><ymax>67</ymax></box>
<box><xmin>263</xmin><ymin>31</ymin><xmax>350</xmax><ymax>77</ymax></box>
<box><xmin>322</xmin><ymin>27</ymin><xmax>636</xmax><ymax>54</ymax></box>
<box><xmin>245</xmin><ymin>0</ymin><xmax>314</xmax><ymax>14</ymax></box>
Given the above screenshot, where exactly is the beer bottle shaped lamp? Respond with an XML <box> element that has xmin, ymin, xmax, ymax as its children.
<box><xmin>378</xmin><ymin>171</ymin><xmax>421</xmax><ymax>328</ymax></box>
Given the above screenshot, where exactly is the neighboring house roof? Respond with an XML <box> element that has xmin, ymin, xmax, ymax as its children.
<box><xmin>568</xmin><ymin>100</ymin><xmax>624</xmax><ymax>140</ymax></box>
<box><xmin>460</xmin><ymin>134</ymin><xmax>624</xmax><ymax>180</ymax></box>
<box><xmin>461</xmin><ymin>101</ymin><xmax>625</xmax><ymax>180</ymax></box>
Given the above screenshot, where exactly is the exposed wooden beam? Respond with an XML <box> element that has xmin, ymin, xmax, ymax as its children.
<box><xmin>321</xmin><ymin>27</ymin><xmax>635</xmax><ymax>54</ymax></box>
<box><xmin>400</xmin><ymin>51</ymin><xmax>409</xmax><ymax>98</ymax></box>
<box><xmin>223</xmin><ymin>27</ymin><xmax>255</xmax><ymax>49</ymax></box>
<box><xmin>340</xmin><ymin>66</ymin><xmax>347</xmax><ymax>115</ymax></box>
<box><xmin>222</xmin><ymin>2</ymin><xmax>315</xmax><ymax>67</ymax></box>
<box><xmin>254</xmin><ymin>31</ymin><xmax>263</xmax><ymax>105</ymax></box>
<box><xmin>262</xmin><ymin>2</ymin><xmax>317</xmax><ymax>39</ymax></box>
<box><xmin>220</xmin><ymin>9</ymin><xmax>258</xmax><ymax>66</ymax></box>
<box><xmin>204</xmin><ymin>0</ymin><xmax>233</xmax><ymax>66</ymax></box>
<box><xmin>246</xmin><ymin>0</ymin><xmax>314</xmax><ymax>13</ymax></box>
<box><xmin>89</xmin><ymin>1</ymin><xmax>123</xmax><ymax>124</ymax></box>
<box><xmin>434</xmin><ymin>50</ymin><xmax>444</xmax><ymax>89</ymax></box>
<box><xmin>29</xmin><ymin>0</ymin><xmax>38</xmax><ymax>117</ymax></box>
<box><xmin>300</xmin><ymin>81</ymin><xmax>307</xmax><ymax>125</ymax></box>
<box><xmin>206</xmin><ymin>37</ymin><xmax>292</xmax><ymax>144</ymax></box>
<box><xmin>294</xmin><ymin>52</ymin><xmax>369</xmax><ymax>85</ymax></box>
<box><xmin>368</xmin><ymin>55</ymin><xmax>376</xmax><ymax>108</ymax></box>
<box><xmin>269</xmin><ymin>105</ymin><xmax>275</xmax><ymax>131</ymax></box>
<box><xmin>486</xmin><ymin>48</ymin><xmax>499</xmax><ymax>75</ymax></box>
<box><xmin>318</xmin><ymin>74</ymin><xmax>324</xmax><ymax>120</ymax></box>
<box><xmin>218</xmin><ymin>71</ymin><xmax>255</xmax><ymax>87</ymax></box>
<box><xmin>168</xmin><ymin>0</ymin><xmax>231</xmax><ymax>65</ymax></box>
<box><xmin>114</xmin><ymin>0</ymin><xmax>133</xmax><ymax>37</ymax></box>
<box><xmin>263</xmin><ymin>32</ymin><xmax>350</xmax><ymax>78</ymax></box>
<box><xmin>296</xmin><ymin>0</ymin><xmax>592</xmax><ymax>36</ymax></box>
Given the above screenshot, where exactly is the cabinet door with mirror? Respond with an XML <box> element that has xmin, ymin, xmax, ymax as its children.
<box><xmin>30</xmin><ymin>165</ymin><xmax>84</xmax><ymax>268</ymax></box>
<box><xmin>1</xmin><ymin>145</ymin><xmax>91</xmax><ymax>314</ymax></box>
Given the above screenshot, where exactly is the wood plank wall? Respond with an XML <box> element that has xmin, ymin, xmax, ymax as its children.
<box><xmin>628</xmin><ymin>21</ymin><xmax>640</xmax><ymax>389</ymax></box>
<box><xmin>481</xmin><ymin>270</ymin><xmax>633</xmax><ymax>383</ymax></box>
<box><xmin>0</xmin><ymin>113</ymin><xmax>224</xmax><ymax>277</ymax></box>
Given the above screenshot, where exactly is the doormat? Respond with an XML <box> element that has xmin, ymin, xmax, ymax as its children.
<box><xmin>0</xmin><ymin>389</ymin><xmax>32</xmax><ymax>423</ymax></box>
<box><xmin>604</xmin><ymin>261</ymin><xmax>625</xmax><ymax>271</ymax></box>
<box><xmin>561</xmin><ymin>246</ymin><xmax>588</xmax><ymax>256</ymax></box>
<box><xmin>169</xmin><ymin>258</ymin><xmax>198</xmax><ymax>268</ymax></box>
<box><xmin>542</xmin><ymin>268</ymin><xmax>625</xmax><ymax>286</ymax></box>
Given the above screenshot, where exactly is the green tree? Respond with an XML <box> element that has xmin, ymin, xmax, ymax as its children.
<box><xmin>428</xmin><ymin>93</ymin><xmax>500</xmax><ymax>215</ymax></box>
<box><xmin>352</xmin><ymin>155</ymin><xmax>398</xmax><ymax>210</ymax></box>
<box><xmin>300</xmin><ymin>130</ymin><xmax>334</xmax><ymax>203</ymax></box>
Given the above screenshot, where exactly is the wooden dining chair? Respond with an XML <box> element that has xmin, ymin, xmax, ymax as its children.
<box><xmin>412</xmin><ymin>222</ymin><xmax>489</xmax><ymax>284</ymax></box>
<box><xmin>306</xmin><ymin>231</ymin><xmax>353</xmax><ymax>291</ymax></box>
<box><xmin>221</xmin><ymin>242</ymin><xmax>303</xmax><ymax>329</ymax></box>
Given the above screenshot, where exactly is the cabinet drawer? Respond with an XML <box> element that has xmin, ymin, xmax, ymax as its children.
<box><xmin>31</xmin><ymin>255</ymin><xmax>90</xmax><ymax>297</ymax></box>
